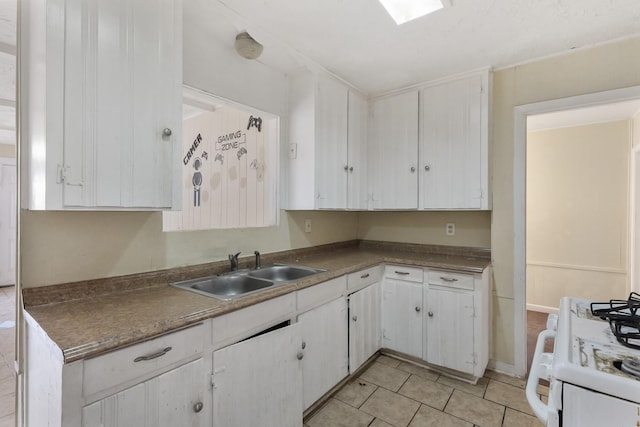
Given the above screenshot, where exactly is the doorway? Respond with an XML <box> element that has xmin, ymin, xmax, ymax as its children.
<box><xmin>512</xmin><ymin>85</ymin><xmax>640</xmax><ymax>377</ymax></box>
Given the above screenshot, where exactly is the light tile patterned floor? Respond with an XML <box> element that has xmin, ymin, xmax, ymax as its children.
<box><xmin>0</xmin><ymin>286</ymin><xmax>15</xmax><ymax>427</ymax></box>
<box><xmin>306</xmin><ymin>354</ymin><xmax>548</xmax><ymax>427</ymax></box>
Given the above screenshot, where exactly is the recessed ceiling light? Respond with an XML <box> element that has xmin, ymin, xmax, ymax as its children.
<box><xmin>378</xmin><ymin>0</ymin><xmax>444</xmax><ymax>25</ymax></box>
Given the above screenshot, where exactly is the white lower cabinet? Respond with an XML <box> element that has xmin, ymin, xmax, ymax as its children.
<box><xmin>348</xmin><ymin>281</ymin><xmax>381</xmax><ymax>373</ymax></box>
<box><xmin>381</xmin><ymin>277</ymin><xmax>423</xmax><ymax>359</ymax></box>
<box><xmin>299</xmin><ymin>297</ymin><xmax>349</xmax><ymax>410</ymax></box>
<box><xmin>424</xmin><ymin>288</ymin><xmax>475</xmax><ymax>374</ymax></box>
<box><xmin>82</xmin><ymin>358</ymin><xmax>207</xmax><ymax>427</ymax></box>
<box><xmin>424</xmin><ymin>269</ymin><xmax>490</xmax><ymax>379</ymax></box>
<box><xmin>212</xmin><ymin>322</ymin><xmax>303</xmax><ymax>427</ymax></box>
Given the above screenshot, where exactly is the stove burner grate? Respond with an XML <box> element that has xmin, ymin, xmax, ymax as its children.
<box><xmin>591</xmin><ymin>292</ymin><xmax>640</xmax><ymax>350</ymax></box>
<box><xmin>620</xmin><ymin>359</ymin><xmax>640</xmax><ymax>378</ymax></box>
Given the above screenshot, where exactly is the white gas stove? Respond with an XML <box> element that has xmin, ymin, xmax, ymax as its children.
<box><xmin>526</xmin><ymin>296</ymin><xmax>640</xmax><ymax>426</ymax></box>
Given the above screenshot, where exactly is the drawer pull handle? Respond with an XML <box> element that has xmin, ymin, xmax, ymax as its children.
<box><xmin>395</xmin><ymin>271</ymin><xmax>410</xmax><ymax>275</ymax></box>
<box><xmin>297</xmin><ymin>351</ymin><xmax>304</xmax><ymax>361</ymax></box>
<box><xmin>301</xmin><ymin>341</ymin><xmax>307</xmax><ymax>349</ymax></box>
<box><xmin>134</xmin><ymin>346</ymin><xmax>172</xmax><ymax>362</ymax></box>
<box><xmin>360</xmin><ymin>273</ymin><xmax>370</xmax><ymax>279</ymax></box>
<box><xmin>193</xmin><ymin>402</ymin><xmax>203</xmax><ymax>413</ymax></box>
<box><xmin>440</xmin><ymin>277</ymin><xmax>458</xmax><ymax>282</ymax></box>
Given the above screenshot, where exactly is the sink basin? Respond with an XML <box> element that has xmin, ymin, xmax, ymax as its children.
<box><xmin>171</xmin><ymin>264</ymin><xmax>327</xmax><ymax>300</ymax></box>
<box><xmin>171</xmin><ymin>274</ymin><xmax>273</xmax><ymax>300</ymax></box>
<box><xmin>248</xmin><ymin>265</ymin><xmax>327</xmax><ymax>282</ymax></box>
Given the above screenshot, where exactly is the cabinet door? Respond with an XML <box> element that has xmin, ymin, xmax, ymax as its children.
<box><xmin>63</xmin><ymin>0</ymin><xmax>182</xmax><ymax>208</ymax></box>
<box><xmin>316</xmin><ymin>76</ymin><xmax>348</xmax><ymax>209</ymax></box>
<box><xmin>369</xmin><ymin>90</ymin><xmax>419</xmax><ymax>209</ymax></box>
<box><xmin>425</xmin><ymin>287</ymin><xmax>475</xmax><ymax>374</ymax></box>
<box><xmin>420</xmin><ymin>74</ymin><xmax>484</xmax><ymax>209</ymax></box>
<box><xmin>349</xmin><ymin>281</ymin><xmax>381</xmax><ymax>372</ymax></box>
<box><xmin>212</xmin><ymin>323</ymin><xmax>303</xmax><ymax>427</ymax></box>
<box><xmin>82</xmin><ymin>358</ymin><xmax>207</xmax><ymax>427</ymax></box>
<box><xmin>381</xmin><ymin>278</ymin><xmax>422</xmax><ymax>358</ymax></box>
<box><xmin>347</xmin><ymin>90</ymin><xmax>368</xmax><ymax>210</ymax></box>
<box><xmin>299</xmin><ymin>297</ymin><xmax>348</xmax><ymax>409</ymax></box>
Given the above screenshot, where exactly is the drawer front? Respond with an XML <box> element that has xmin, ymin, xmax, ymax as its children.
<box><xmin>83</xmin><ymin>322</ymin><xmax>206</xmax><ymax>397</ymax></box>
<box><xmin>347</xmin><ymin>265</ymin><xmax>382</xmax><ymax>290</ymax></box>
<box><xmin>297</xmin><ymin>276</ymin><xmax>347</xmax><ymax>312</ymax></box>
<box><xmin>427</xmin><ymin>270</ymin><xmax>474</xmax><ymax>291</ymax></box>
<box><xmin>212</xmin><ymin>293</ymin><xmax>296</xmax><ymax>349</ymax></box>
<box><xmin>384</xmin><ymin>265</ymin><xmax>423</xmax><ymax>283</ymax></box>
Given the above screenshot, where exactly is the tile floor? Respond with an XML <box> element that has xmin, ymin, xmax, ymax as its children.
<box><xmin>0</xmin><ymin>285</ymin><xmax>15</xmax><ymax>427</ymax></box>
<box><xmin>305</xmin><ymin>354</ymin><xmax>548</xmax><ymax>427</ymax></box>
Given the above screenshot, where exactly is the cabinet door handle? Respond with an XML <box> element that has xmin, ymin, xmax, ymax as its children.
<box><xmin>394</xmin><ymin>271</ymin><xmax>410</xmax><ymax>275</ymax></box>
<box><xmin>133</xmin><ymin>346</ymin><xmax>172</xmax><ymax>362</ymax></box>
<box><xmin>360</xmin><ymin>273</ymin><xmax>370</xmax><ymax>279</ymax></box>
<box><xmin>428</xmin><ymin>311</ymin><xmax>434</xmax><ymax>317</ymax></box>
<box><xmin>344</xmin><ymin>165</ymin><xmax>349</xmax><ymax>172</ymax></box>
<box><xmin>352</xmin><ymin>315</ymin><xmax>358</xmax><ymax>322</ymax></box>
<box><xmin>297</xmin><ymin>351</ymin><xmax>304</xmax><ymax>360</ymax></box>
<box><xmin>415</xmin><ymin>306</ymin><xmax>421</xmax><ymax>312</ymax></box>
<box><xmin>425</xmin><ymin>165</ymin><xmax>430</xmax><ymax>171</ymax></box>
<box><xmin>193</xmin><ymin>402</ymin><xmax>203</xmax><ymax>413</ymax></box>
<box><xmin>301</xmin><ymin>341</ymin><xmax>306</xmax><ymax>349</ymax></box>
<box><xmin>349</xmin><ymin>166</ymin><xmax>354</xmax><ymax>172</ymax></box>
<box><xmin>440</xmin><ymin>277</ymin><xmax>458</xmax><ymax>282</ymax></box>
<box><xmin>410</xmin><ymin>166</ymin><xmax>416</xmax><ymax>173</ymax></box>
<box><xmin>163</xmin><ymin>128</ymin><xmax>173</xmax><ymax>137</ymax></box>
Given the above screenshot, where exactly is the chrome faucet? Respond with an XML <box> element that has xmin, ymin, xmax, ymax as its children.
<box><xmin>254</xmin><ymin>251</ymin><xmax>261</xmax><ymax>269</ymax></box>
<box><xmin>228</xmin><ymin>252</ymin><xmax>241</xmax><ymax>271</ymax></box>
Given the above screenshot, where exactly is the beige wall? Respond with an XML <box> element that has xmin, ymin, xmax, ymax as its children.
<box><xmin>492</xmin><ymin>36</ymin><xmax>640</xmax><ymax>365</ymax></box>
<box><xmin>526</xmin><ymin>121</ymin><xmax>630</xmax><ymax>309</ymax></box>
<box><xmin>357</xmin><ymin>211</ymin><xmax>491</xmax><ymax>248</ymax></box>
<box><xmin>20</xmin><ymin>210</ymin><xmax>359</xmax><ymax>287</ymax></box>
<box><xmin>0</xmin><ymin>144</ymin><xmax>15</xmax><ymax>158</ymax></box>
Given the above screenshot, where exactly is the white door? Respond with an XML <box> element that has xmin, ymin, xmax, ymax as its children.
<box><xmin>212</xmin><ymin>323</ymin><xmax>303</xmax><ymax>427</ymax></box>
<box><xmin>299</xmin><ymin>297</ymin><xmax>348</xmax><ymax>409</ymax></box>
<box><xmin>0</xmin><ymin>158</ymin><xmax>16</xmax><ymax>286</ymax></box>
<box><xmin>420</xmin><ymin>75</ymin><xmax>483</xmax><ymax>209</ymax></box>
<box><xmin>347</xmin><ymin>90</ymin><xmax>368</xmax><ymax>210</ymax></box>
<box><xmin>82</xmin><ymin>358</ymin><xmax>208</xmax><ymax>427</ymax></box>
<box><xmin>425</xmin><ymin>287</ymin><xmax>475</xmax><ymax>374</ymax></box>
<box><xmin>369</xmin><ymin>90</ymin><xmax>419</xmax><ymax>209</ymax></box>
<box><xmin>381</xmin><ymin>279</ymin><xmax>423</xmax><ymax>358</ymax></box>
<box><xmin>349</xmin><ymin>282</ymin><xmax>381</xmax><ymax>372</ymax></box>
<box><xmin>316</xmin><ymin>76</ymin><xmax>348</xmax><ymax>209</ymax></box>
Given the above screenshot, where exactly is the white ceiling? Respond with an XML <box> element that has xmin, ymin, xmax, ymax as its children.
<box><xmin>212</xmin><ymin>0</ymin><xmax>640</xmax><ymax>96</ymax></box>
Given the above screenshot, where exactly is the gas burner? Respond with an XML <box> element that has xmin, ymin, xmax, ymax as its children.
<box><xmin>620</xmin><ymin>359</ymin><xmax>640</xmax><ymax>378</ymax></box>
<box><xmin>591</xmin><ymin>293</ymin><xmax>640</xmax><ymax>350</ymax></box>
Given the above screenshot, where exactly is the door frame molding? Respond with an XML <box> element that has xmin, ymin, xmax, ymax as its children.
<box><xmin>513</xmin><ymin>85</ymin><xmax>640</xmax><ymax>377</ymax></box>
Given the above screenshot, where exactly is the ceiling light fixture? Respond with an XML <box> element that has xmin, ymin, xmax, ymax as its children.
<box><xmin>234</xmin><ymin>31</ymin><xmax>264</xmax><ymax>60</ymax></box>
<box><xmin>378</xmin><ymin>0</ymin><xmax>444</xmax><ymax>25</ymax></box>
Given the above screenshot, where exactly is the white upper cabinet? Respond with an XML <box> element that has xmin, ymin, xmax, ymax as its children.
<box><xmin>369</xmin><ymin>90</ymin><xmax>419</xmax><ymax>210</ymax></box>
<box><xmin>21</xmin><ymin>0</ymin><xmax>182</xmax><ymax>210</ymax></box>
<box><xmin>287</xmin><ymin>71</ymin><xmax>368</xmax><ymax>210</ymax></box>
<box><xmin>420</xmin><ymin>71</ymin><xmax>490</xmax><ymax>210</ymax></box>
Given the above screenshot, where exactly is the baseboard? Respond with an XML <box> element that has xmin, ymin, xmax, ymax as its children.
<box><xmin>526</xmin><ymin>303</ymin><xmax>558</xmax><ymax>314</ymax></box>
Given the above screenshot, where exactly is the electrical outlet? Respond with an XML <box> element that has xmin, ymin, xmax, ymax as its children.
<box><xmin>446</xmin><ymin>223</ymin><xmax>455</xmax><ymax>236</ymax></box>
<box><xmin>304</xmin><ymin>219</ymin><xmax>312</xmax><ymax>233</ymax></box>
<box><xmin>289</xmin><ymin>143</ymin><xmax>298</xmax><ymax>159</ymax></box>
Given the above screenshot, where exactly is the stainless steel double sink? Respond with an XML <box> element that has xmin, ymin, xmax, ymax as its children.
<box><xmin>170</xmin><ymin>264</ymin><xmax>327</xmax><ymax>300</ymax></box>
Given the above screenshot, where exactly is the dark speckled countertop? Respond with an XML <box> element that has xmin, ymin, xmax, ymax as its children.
<box><xmin>23</xmin><ymin>240</ymin><xmax>491</xmax><ymax>363</ymax></box>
